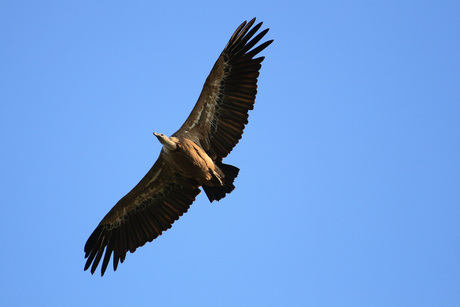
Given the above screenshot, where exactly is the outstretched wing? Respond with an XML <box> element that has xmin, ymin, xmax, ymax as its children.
<box><xmin>84</xmin><ymin>153</ymin><xmax>201</xmax><ymax>276</ymax></box>
<box><xmin>174</xmin><ymin>18</ymin><xmax>273</xmax><ymax>161</ymax></box>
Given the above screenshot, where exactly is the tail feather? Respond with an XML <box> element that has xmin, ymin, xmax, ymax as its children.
<box><xmin>203</xmin><ymin>162</ymin><xmax>239</xmax><ymax>202</ymax></box>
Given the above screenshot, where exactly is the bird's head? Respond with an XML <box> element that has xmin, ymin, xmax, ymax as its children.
<box><xmin>153</xmin><ymin>132</ymin><xmax>178</xmax><ymax>151</ymax></box>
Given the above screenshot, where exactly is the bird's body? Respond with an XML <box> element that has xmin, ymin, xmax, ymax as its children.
<box><xmin>84</xmin><ymin>18</ymin><xmax>272</xmax><ymax>276</ymax></box>
<box><xmin>158</xmin><ymin>134</ymin><xmax>226</xmax><ymax>187</ymax></box>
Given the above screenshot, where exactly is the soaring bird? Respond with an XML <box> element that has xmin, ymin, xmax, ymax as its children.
<box><xmin>84</xmin><ymin>18</ymin><xmax>273</xmax><ymax>276</ymax></box>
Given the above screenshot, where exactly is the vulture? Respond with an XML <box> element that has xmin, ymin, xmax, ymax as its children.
<box><xmin>84</xmin><ymin>18</ymin><xmax>273</xmax><ymax>276</ymax></box>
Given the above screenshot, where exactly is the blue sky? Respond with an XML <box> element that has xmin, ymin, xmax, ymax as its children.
<box><xmin>1</xmin><ymin>1</ymin><xmax>459</xmax><ymax>306</ymax></box>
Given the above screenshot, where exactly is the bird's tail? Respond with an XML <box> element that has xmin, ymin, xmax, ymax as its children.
<box><xmin>203</xmin><ymin>162</ymin><xmax>239</xmax><ymax>202</ymax></box>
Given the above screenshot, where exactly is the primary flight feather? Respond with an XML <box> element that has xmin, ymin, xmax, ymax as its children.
<box><xmin>84</xmin><ymin>18</ymin><xmax>273</xmax><ymax>276</ymax></box>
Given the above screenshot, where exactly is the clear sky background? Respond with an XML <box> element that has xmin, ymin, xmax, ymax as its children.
<box><xmin>1</xmin><ymin>1</ymin><xmax>459</xmax><ymax>306</ymax></box>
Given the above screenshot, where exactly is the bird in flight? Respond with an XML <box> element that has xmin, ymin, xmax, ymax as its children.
<box><xmin>84</xmin><ymin>18</ymin><xmax>273</xmax><ymax>276</ymax></box>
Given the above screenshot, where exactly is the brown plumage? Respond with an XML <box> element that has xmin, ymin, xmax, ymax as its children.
<box><xmin>84</xmin><ymin>18</ymin><xmax>273</xmax><ymax>276</ymax></box>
